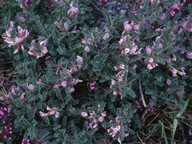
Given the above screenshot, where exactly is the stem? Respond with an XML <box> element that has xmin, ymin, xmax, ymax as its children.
<box><xmin>139</xmin><ymin>79</ymin><xmax>147</xmax><ymax>108</ymax></box>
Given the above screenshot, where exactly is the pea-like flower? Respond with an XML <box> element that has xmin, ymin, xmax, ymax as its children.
<box><xmin>39</xmin><ymin>106</ymin><xmax>60</xmax><ymax>118</ymax></box>
<box><xmin>67</xmin><ymin>4</ymin><xmax>79</xmax><ymax>18</ymax></box>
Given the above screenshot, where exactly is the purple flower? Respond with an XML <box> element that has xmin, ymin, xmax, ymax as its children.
<box><xmin>22</xmin><ymin>138</ymin><xmax>30</xmax><ymax>144</ymax></box>
<box><xmin>123</xmin><ymin>21</ymin><xmax>132</xmax><ymax>32</ymax></box>
<box><xmin>135</xmin><ymin>99</ymin><xmax>142</xmax><ymax>109</ymax></box>
<box><xmin>89</xmin><ymin>81</ymin><xmax>97</xmax><ymax>91</ymax></box>
<box><xmin>186</xmin><ymin>51</ymin><xmax>192</xmax><ymax>59</ymax></box>
<box><xmin>0</xmin><ymin>123</ymin><xmax>13</xmax><ymax>141</ymax></box>
<box><xmin>0</xmin><ymin>107</ymin><xmax>12</xmax><ymax>141</ymax></box>
<box><xmin>147</xmin><ymin>105</ymin><xmax>155</xmax><ymax>113</ymax></box>
<box><xmin>169</xmin><ymin>3</ymin><xmax>180</xmax><ymax>17</ymax></box>
<box><xmin>20</xmin><ymin>0</ymin><xmax>32</xmax><ymax>8</ymax></box>
<box><xmin>98</xmin><ymin>0</ymin><xmax>108</xmax><ymax>7</ymax></box>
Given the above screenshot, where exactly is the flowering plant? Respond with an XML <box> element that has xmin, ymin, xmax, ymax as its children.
<box><xmin>0</xmin><ymin>0</ymin><xmax>192</xmax><ymax>143</ymax></box>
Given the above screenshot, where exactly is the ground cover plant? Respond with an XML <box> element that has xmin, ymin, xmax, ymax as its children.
<box><xmin>0</xmin><ymin>0</ymin><xmax>192</xmax><ymax>143</ymax></box>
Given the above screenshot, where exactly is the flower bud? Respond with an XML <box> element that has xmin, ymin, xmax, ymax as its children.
<box><xmin>146</xmin><ymin>46</ymin><xmax>152</xmax><ymax>56</ymax></box>
<box><xmin>63</xmin><ymin>22</ymin><xmax>69</xmax><ymax>31</ymax></box>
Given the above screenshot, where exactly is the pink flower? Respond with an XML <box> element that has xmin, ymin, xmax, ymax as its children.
<box><xmin>129</xmin><ymin>45</ymin><xmax>142</xmax><ymax>56</ymax></box>
<box><xmin>76</xmin><ymin>55</ymin><xmax>83</xmax><ymax>64</ymax></box>
<box><xmin>21</xmin><ymin>138</ymin><xmax>30</xmax><ymax>144</ymax></box>
<box><xmin>111</xmin><ymin>79</ymin><xmax>116</xmax><ymax>86</ymax></box>
<box><xmin>61</xmin><ymin>80</ymin><xmax>67</xmax><ymax>87</ymax></box>
<box><xmin>121</xmin><ymin>48</ymin><xmax>130</xmax><ymax>55</ymax></box>
<box><xmin>84</xmin><ymin>46</ymin><xmax>91</xmax><ymax>52</ymax></box>
<box><xmin>147</xmin><ymin>58</ymin><xmax>158</xmax><ymax>70</ymax></box>
<box><xmin>183</xmin><ymin>19</ymin><xmax>192</xmax><ymax>32</ymax></box>
<box><xmin>10</xmin><ymin>85</ymin><xmax>20</xmax><ymax>95</ymax></box>
<box><xmin>89</xmin><ymin>119</ymin><xmax>98</xmax><ymax>129</ymax></box>
<box><xmin>81</xmin><ymin>112</ymin><xmax>88</xmax><ymax>117</ymax></box>
<box><xmin>54</xmin><ymin>0</ymin><xmax>63</xmax><ymax>4</ymax></box>
<box><xmin>63</xmin><ymin>22</ymin><xmax>69</xmax><ymax>31</ymax></box>
<box><xmin>82</xmin><ymin>37</ymin><xmax>92</xmax><ymax>45</ymax></box>
<box><xmin>98</xmin><ymin>116</ymin><xmax>104</xmax><ymax>122</ymax></box>
<box><xmin>107</xmin><ymin>118</ymin><xmax>121</xmax><ymax>138</ymax></box>
<box><xmin>103</xmin><ymin>33</ymin><xmax>110</xmax><ymax>40</ymax></box>
<box><xmin>98</xmin><ymin>0</ymin><xmax>108</xmax><ymax>7</ymax></box>
<box><xmin>27</xmin><ymin>84</ymin><xmax>35</xmax><ymax>91</ymax></box>
<box><xmin>67</xmin><ymin>5</ymin><xmax>79</xmax><ymax>18</ymax></box>
<box><xmin>36</xmin><ymin>79</ymin><xmax>43</xmax><ymax>85</ymax></box>
<box><xmin>146</xmin><ymin>46</ymin><xmax>152</xmax><ymax>56</ymax></box>
<box><xmin>133</xmin><ymin>24</ymin><xmax>140</xmax><ymax>32</ymax></box>
<box><xmin>39</xmin><ymin>106</ymin><xmax>60</xmax><ymax>118</ymax></box>
<box><xmin>171</xmin><ymin>68</ymin><xmax>178</xmax><ymax>76</ymax></box>
<box><xmin>123</xmin><ymin>21</ymin><xmax>132</xmax><ymax>32</ymax></box>
<box><xmin>107</xmin><ymin>125</ymin><xmax>121</xmax><ymax>137</ymax></box>
<box><xmin>160</xmin><ymin>13</ymin><xmax>166</xmax><ymax>20</ymax></box>
<box><xmin>170</xmin><ymin>67</ymin><xmax>185</xmax><ymax>76</ymax></box>
<box><xmin>39</xmin><ymin>111</ymin><xmax>48</xmax><ymax>117</ymax></box>
<box><xmin>20</xmin><ymin>0</ymin><xmax>32</xmax><ymax>8</ymax></box>
<box><xmin>169</xmin><ymin>3</ymin><xmax>180</xmax><ymax>17</ymax></box>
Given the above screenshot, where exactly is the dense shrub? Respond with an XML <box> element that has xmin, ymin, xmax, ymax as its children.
<box><xmin>0</xmin><ymin>0</ymin><xmax>192</xmax><ymax>143</ymax></box>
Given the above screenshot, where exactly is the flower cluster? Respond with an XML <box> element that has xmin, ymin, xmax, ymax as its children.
<box><xmin>54</xmin><ymin>21</ymin><xmax>69</xmax><ymax>32</ymax></box>
<box><xmin>119</xmin><ymin>35</ymin><xmax>141</xmax><ymax>56</ymax></box>
<box><xmin>169</xmin><ymin>3</ymin><xmax>180</xmax><ymax>17</ymax></box>
<box><xmin>54</xmin><ymin>55</ymin><xmax>83</xmax><ymax>92</ymax></box>
<box><xmin>146</xmin><ymin>105</ymin><xmax>155</xmax><ymax>113</ymax></box>
<box><xmin>135</xmin><ymin>98</ymin><xmax>156</xmax><ymax>113</ymax></box>
<box><xmin>107</xmin><ymin>117</ymin><xmax>129</xmax><ymax>144</ymax></box>
<box><xmin>110</xmin><ymin>64</ymin><xmax>126</xmax><ymax>98</ymax></box>
<box><xmin>107</xmin><ymin>117</ymin><xmax>121</xmax><ymax>138</ymax></box>
<box><xmin>123</xmin><ymin>21</ymin><xmax>140</xmax><ymax>33</ymax></box>
<box><xmin>2</xmin><ymin>21</ymin><xmax>29</xmax><ymax>53</ymax></box>
<box><xmin>145</xmin><ymin>46</ymin><xmax>158</xmax><ymax>70</ymax></box>
<box><xmin>0</xmin><ymin>107</ymin><xmax>12</xmax><ymax>141</ymax></box>
<box><xmin>81</xmin><ymin>105</ymin><xmax>106</xmax><ymax>129</ymax></box>
<box><xmin>135</xmin><ymin>99</ymin><xmax>142</xmax><ymax>109</ymax></box>
<box><xmin>28</xmin><ymin>37</ymin><xmax>48</xmax><ymax>59</ymax></box>
<box><xmin>170</xmin><ymin>67</ymin><xmax>186</xmax><ymax>77</ymax></box>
